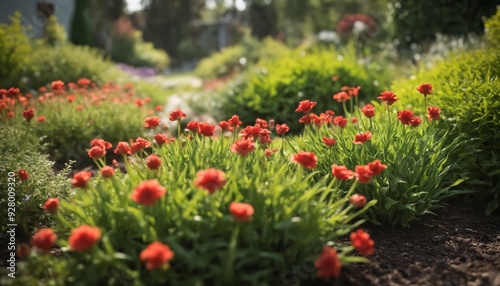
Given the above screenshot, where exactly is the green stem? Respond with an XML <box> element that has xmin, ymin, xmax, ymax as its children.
<box><xmin>224</xmin><ymin>224</ymin><xmax>240</xmax><ymax>283</ymax></box>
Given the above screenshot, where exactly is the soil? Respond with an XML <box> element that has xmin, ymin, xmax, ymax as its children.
<box><xmin>329</xmin><ymin>201</ymin><xmax>500</xmax><ymax>286</ymax></box>
<box><xmin>2</xmin><ymin>201</ymin><xmax>499</xmax><ymax>285</ymax></box>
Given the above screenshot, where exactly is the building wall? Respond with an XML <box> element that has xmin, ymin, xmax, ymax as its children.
<box><xmin>0</xmin><ymin>0</ymin><xmax>75</xmax><ymax>38</ymax></box>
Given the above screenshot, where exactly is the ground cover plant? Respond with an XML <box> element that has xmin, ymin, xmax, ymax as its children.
<box><xmin>4</xmin><ymin>107</ymin><xmax>380</xmax><ymax>285</ymax></box>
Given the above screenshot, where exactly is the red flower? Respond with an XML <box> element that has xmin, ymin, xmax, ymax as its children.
<box><xmin>377</xmin><ymin>91</ymin><xmax>399</xmax><ymax>105</ymax></box>
<box><xmin>88</xmin><ymin>146</ymin><xmax>106</xmax><ymax>159</ymax></box>
<box><xmin>90</xmin><ymin>138</ymin><xmax>113</xmax><ymax>150</ymax></box>
<box><xmin>291</xmin><ymin>151</ymin><xmax>317</xmax><ymax>169</ymax></box>
<box><xmin>333</xmin><ymin>91</ymin><xmax>349</xmax><ymax>102</ymax></box>
<box><xmin>71</xmin><ymin>171</ymin><xmax>92</xmax><ymax>188</ymax></box>
<box><xmin>367</xmin><ymin>160</ymin><xmax>387</xmax><ymax>176</ymax></box>
<box><xmin>66</xmin><ymin>94</ymin><xmax>76</xmax><ymax>103</ymax></box>
<box><xmin>333</xmin><ymin>116</ymin><xmax>347</xmax><ymax>128</ymax></box>
<box><xmin>154</xmin><ymin>133</ymin><xmax>170</xmax><ymax>145</ymax></box>
<box><xmin>36</xmin><ymin>116</ymin><xmax>46</xmax><ymax>122</ymax></box>
<box><xmin>229</xmin><ymin>202</ymin><xmax>255</xmax><ymax>222</ymax></box>
<box><xmin>258</xmin><ymin>128</ymin><xmax>272</xmax><ymax>144</ymax></box>
<box><xmin>350</xmin><ymin>229</ymin><xmax>374</xmax><ymax>257</ymax></box>
<box><xmin>354</xmin><ymin>165</ymin><xmax>372</xmax><ymax>183</ymax></box>
<box><xmin>186</xmin><ymin>121</ymin><xmax>199</xmax><ymax>132</ymax></box>
<box><xmin>100</xmin><ymin>166</ymin><xmax>115</xmax><ymax>178</ymax></box>
<box><xmin>322</xmin><ymin>137</ymin><xmax>337</xmax><ymax>146</ymax></box>
<box><xmin>154</xmin><ymin>105</ymin><xmax>163</xmax><ymax>112</ymax></box>
<box><xmin>397</xmin><ymin>110</ymin><xmax>414</xmax><ymax>125</ymax></box>
<box><xmin>361</xmin><ymin>103</ymin><xmax>375</xmax><ymax>118</ymax></box>
<box><xmin>22</xmin><ymin>108</ymin><xmax>35</xmax><ymax>122</ymax></box>
<box><xmin>131</xmin><ymin>180</ymin><xmax>167</xmax><ymax>205</ymax></box>
<box><xmin>75</xmin><ymin>105</ymin><xmax>84</xmax><ymax>111</ymax></box>
<box><xmin>131</xmin><ymin>137</ymin><xmax>151</xmax><ymax>153</ymax></box>
<box><xmin>231</xmin><ymin>139</ymin><xmax>255</xmax><ymax>156</ymax></box>
<box><xmin>417</xmin><ymin>83</ymin><xmax>433</xmax><ymax>96</ymax></box>
<box><xmin>275</xmin><ymin>124</ymin><xmax>290</xmax><ymax>135</ymax></box>
<box><xmin>198</xmin><ymin>122</ymin><xmax>216</xmax><ymax>137</ymax></box>
<box><xmin>428</xmin><ymin>106</ymin><xmax>441</xmax><ymax>121</ymax></box>
<box><xmin>241</xmin><ymin>124</ymin><xmax>261</xmax><ymax>139</ymax></box>
<box><xmin>353</xmin><ymin>131</ymin><xmax>372</xmax><ymax>144</ymax></box>
<box><xmin>315</xmin><ymin>246</ymin><xmax>341</xmax><ymax>279</ymax></box>
<box><xmin>295</xmin><ymin>100</ymin><xmax>317</xmax><ymax>113</ymax></box>
<box><xmin>18</xmin><ymin>169</ymin><xmax>29</xmax><ymax>181</ymax></box>
<box><xmin>51</xmin><ymin>80</ymin><xmax>65</xmax><ymax>92</ymax></box>
<box><xmin>350</xmin><ymin>194</ymin><xmax>367</xmax><ymax>208</ymax></box>
<box><xmin>43</xmin><ymin>198</ymin><xmax>59</xmax><ymax>212</ymax></box>
<box><xmin>331</xmin><ymin>165</ymin><xmax>354</xmax><ymax>180</ymax></box>
<box><xmin>77</xmin><ymin>78</ymin><xmax>91</xmax><ymax>86</ymax></box>
<box><xmin>31</xmin><ymin>228</ymin><xmax>57</xmax><ymax>251</ymax></box>
<box><xmin>146</xmin><ymin>154</ymin><xmax>162</xmax><ymax>170</ymax></box>
<box><xmin>265</xmin><ymin>148</ymin><xmax>278</xmax><ymax>157</ymax></box>
<box><xmin>169</xmin><ymin>109</ymin><xmax>187</xmax><ymax>121</ymax></box>
<box><xmin>255</xmin><ymin>118</ymin><xmax>268</xmax><ymax>128</ymax></box>
<box><xmin>228</xmin><ymin>115</ymin><xmax>242</xmax><ymax>128</ymax></box>
<box><xmin>194</xmin><ymin>168</ymin><xmax>227</xmax><ymax>194</ymax></box>
<box><xmin>145</xmin><ymin>116</ymin><xmax>161</xmax><ymax>129</ymax></box>
<box><xmin>140</xmin><ymin>241</ymin><xmax>175</xmax><ymax>270</ymax></box>
<box><xmin>219</xmin><ymin>120</ymin><xmax>232</xmax><ymax>131</ymax></box>
<box><xmin>69</xmin><ymin>225</ymin><xmax>102</xmax><ymax>252</ymax></box>
<box><xmin>114</xmin><ymin>142</ymin><xmax>132</xmax><ymax>155</ymax></box>
<box><xmin>410</xmin><ymin>116</ymin><xmax>423</xmax><ymax>127</ymax></box>
<box><xmin>298</xmin><ymin>114</ymin><xmax>312</xmax><ymax>125</ymax></box>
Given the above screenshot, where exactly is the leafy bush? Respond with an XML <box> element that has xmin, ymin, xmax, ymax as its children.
<box><xmin>11</xmin><ymin>113</ymin><xmax>377</xmax><ymax>285</ymax></box>
<box><xmin>485</xmin><ymin>6</ymin><xmax>500</xmax><ymax>49</ymax></box>
<box><xmin>221</xmin><ymin>46</ymin><xmax>389</xmax><ymax>133</ymax></box>
<box><xmin>0</xmin><ymin>125</ymin><xmax>72</xmax><ymax>235</ymax></box>
<box><xmin>195</xmin><ymin>36</ymin><xmax>291</xmax><ymax>79</ymax></box>
<box><xmin>42</xmin><ymin>15</ymin><xmax>67</xmax><ymax>47</ymax></box>
<box><xmin>391</xmin><ymin>47</ymin><xmax>500</xmax><ymax>215</ymax></box>
<box><xmin>0</xmin><ymin>12</ymin><xmax>32</xmax><ymax>88</ymax></box>
<box><xmin>390</xmin><ymin>0</ymin><xmax>497</xmax><ymax>49</ymax></box>
<box><xmin>293</xmin><ymin>93</ymin><xmax>468</xmax><ymax>227</ymax></box>
<box><xmin>21</xmin><ymin>43</ymin><xmax>119</xmax><ymax>90</ymax></box>
<box><xmin>111</xmin><ymin>31</ymin><xmax>170</xmax><ymax>70</ymax></box>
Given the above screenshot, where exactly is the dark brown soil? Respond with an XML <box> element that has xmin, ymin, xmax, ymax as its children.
<box><xmin>332</xmin><ymin>202</ymin><xmax>500</xmax><ymax>286</ymax></box>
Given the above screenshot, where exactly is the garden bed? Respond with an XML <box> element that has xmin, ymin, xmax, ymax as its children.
<box><xmin>330</xmin><ymin>201</ymin><xmax>500</xmax><ymax>286</ymax></box>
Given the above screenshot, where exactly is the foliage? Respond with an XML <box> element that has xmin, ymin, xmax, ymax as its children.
<box><xmin>484</xmin><ymin>6</ymin><xmax>500</xmax><ymax>49</ymax></box>
<box><xmin>0</xmin><ymin>12</ymin><xmax>32</xmax><ymax>88</ymax></box>
<box><xmin>11</xmin><ymin>112</ymin><xmax>376</xmax><ymax>285</ymax></box>
<box><xmin>221</xmin><ymin>46</ymin><xmax>389</xmax><ymax>133</ymax></box>
<box><xmin>0</xmin><ymin>125</ymin><xmax>72</xmax><ymax>235</ymax></box>
<box><xmin>390</xmin><ymin>0</ymin><xmax>498</xmax><ymax>49</ymax></box>
<box><xmin>21</xmin><ymin>43</ymin><xmax>118</xmax><ymax>90</ymax></box>
<box><xmin>70</xmin><ymin>0</ymin><xmax>92</xmax><ymax>46</ymax></box>
<box><xmin>294</xmin><ymin>95</ymin><xmax>469</xmax><ymax>227</ymax></box>
<box><xmin>110</xmin><ymin>17</ymin><xmax>170</xmax><ymax>70</ymax></box>
<box><xmin>391</xmin><ymin>49</ymin><xmax>500</xmax><ymax>215</ymax></box>
<box><xmin>43</xmin><ymin>16</ymin><xmax>67</xmax><ymax>47</ymax></box>
<box><xmin>195</xmin><ymin>36</ymin><xmax>291</xmax><ymax>79</ymax></box>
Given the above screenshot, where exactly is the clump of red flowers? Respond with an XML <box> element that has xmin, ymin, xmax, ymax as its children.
<box><xmin>140</xmin><ymin>241</ymin><xmax>175</xmax><ymax>270</ymax></box>
<box><xmin>315</xmin><ymin>246</ymin><xmax>341</xmax><ymax>279</ymax></box>
<box><xmin>71</xmin><ymin>171</ymin><xmax>92</xmax><ymax>188</ymax></box>
<box><xmin>169</xmin><ymin>109</ymin><xmax>187</xmax><ymax>121</ymax></box>
<box><xmin>231</xmin><ymin>139</ymin><xmax>255</xmax><ymax>157</ymax></box>
<box><xmin>295</xmin><ymin>100</ymin><xmax>317</xmax><ymax>113</ymax></box>
<box><xmin>350</xmin><ymin>229</ymin><xmax>374</xmax><ymax>257</ymax></box>
<box><xmin>145</xmin><ymin>116</ymin><xmax>161</xmax><ymax>129</ymax></box>
<box><xmin>43</xmin><ymin>198</ymin><xmax>59</xmax><ymax>212</ymax></box>
<box><xmin>131</xmin><ymin>179</ymin><xmax>167</xmax><ymax>205</ymax></box>
<box><xmin>291</xmin><ymin>151</ymin><xmax>318</xmax><ymax>169</ymax></box>
<box><xmin>146</xmin><ymin>154</ymin><xmax>162</xmax><ymax>170</ymax></box>
<box><xmin>194</xmin><ymin>168</ymin><xmax>227</xmax><ymax>194</ymax></box>
<box><xmin>229</xmin><ymin>202</ymin><xmax>255</xmax><ymax>222</ymax></box>
<box><xmin>353</xmin><ymin>131</ymin><xmax>372</xmax><ymax>144</ymax></box>
<box><xmin>31</xmin><ymin>228</ymin><xmax>57</xmax><ymax>252</ymax></box>
<box><xmin>100</xmin><ymin>166</ymin><xmax>115</xmax><ymax>178</ymax></box>
<box><xmin>68</xmin><ymin>225</ymin><xmax>102</xmax><ymax>252</ymax></box>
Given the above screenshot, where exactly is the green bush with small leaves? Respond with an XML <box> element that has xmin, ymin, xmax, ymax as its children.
<box><xmin>221</xmin><ymin>46</ymin><xmax>389</xmax><ymax>133</ymax></box>
<box><xmin>0</xmin><ymin>125</ymin><xmax>72</xmax><ymax>236</ymax></box>
<box><xmin>391</xmin><ymin>45</ymin><xmax>500</xmax><ymax>215</ymax></box>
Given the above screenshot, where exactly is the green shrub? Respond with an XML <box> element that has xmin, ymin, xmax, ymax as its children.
<box><xmin>390</xmin><ymin>0</ymin><xmax>497</xmax><ymax>49</ymax></box>
<box><xmin>0</xmin><ymin>12</ymin><xmax>32</xmax><ymax>88</ymax></box>
<box><xmin>221</xmin><ymin>47</ymin><xmax>389</xmax><ymax>133</ymax></box>
<box><xmin>42</xmin><ymin>15</ymin><xmax>67</xmax><ymax>47</ymax></box>
<box><xmin>0</xmin><ymin>125</ymin><xmax>72</xmax><ymax>235</ymax></box>
<box><xmin>21</xmin><ymin>43</ymin><xmax>119</xmax><ymax>90</ymax></box>
<box><xmin>111</xmin><ymin>31</ymin><xmax>170</xmax><ymax>70</ymax></box>
<box><xmin>391</xmin><ymin>48</ymin><xmax>500</xmax><ymax>215</ymax></box>
<box><xmin>195</xmin><ymin>36</ymin><xmax>291</xmax><ymax>79</ymax></box>
<box><xmin>485</xmin><ymin>6</ymin><xmax>500</xmax><ymax>49</ymax></box>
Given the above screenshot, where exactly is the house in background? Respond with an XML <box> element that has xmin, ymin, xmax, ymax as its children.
<box><xmin>0</xmin><ymin>0</ymin><xmax>75</xmax><ymax>38</ymax></box>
